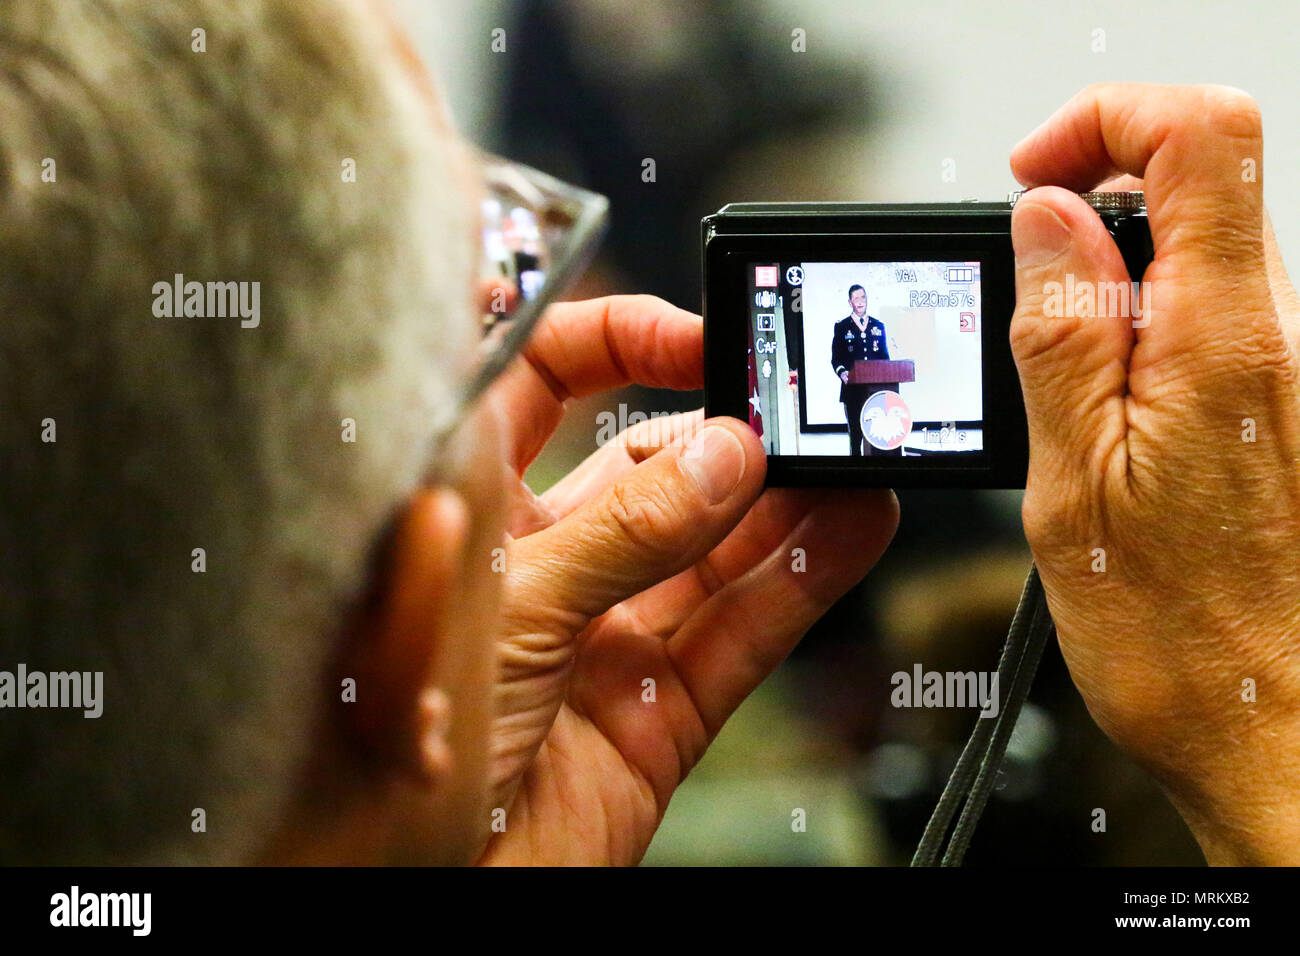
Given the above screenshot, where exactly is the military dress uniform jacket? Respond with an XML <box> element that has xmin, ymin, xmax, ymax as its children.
<box><xmin>831</xmin><ymin>314</ymin><xmax>889</xmax><ymax>402</ymax></box>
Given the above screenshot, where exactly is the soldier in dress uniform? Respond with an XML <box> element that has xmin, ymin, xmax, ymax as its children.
<box><xmin>831</xmin><ymin>284</ymin><xmax>894</xmax><ymax>456</ymax></box>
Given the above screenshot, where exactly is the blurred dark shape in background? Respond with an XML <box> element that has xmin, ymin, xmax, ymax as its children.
<box><xmin>491</xmin><ymin>0</ymin><xmax>879</xmax><ymax>311</ymax></box>
<box><xmin>812</xmin><ymin>553</ymin><xmax>1202</xmax><ymax>865</ymax></box>
<box><xmin>482</xmin><ymin>0</ymin><xmax>1202</xmax><ymax>865</ymax></box>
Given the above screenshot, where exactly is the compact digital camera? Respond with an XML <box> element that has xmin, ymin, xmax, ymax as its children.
<box><xmin>702</xmin><ymin>193</ymin><xmax>1153</xmax><ymax>488</ymax></box>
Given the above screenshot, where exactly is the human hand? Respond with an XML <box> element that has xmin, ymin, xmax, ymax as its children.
<box><xmin>1009</xmin><ymin>83</ymin><xmax>1300</xmax><ymax>864</ymax></box>
<box><xmin>474</xmin><ymin>295</ymin><xmax>898</xmax><ymax>864</ymax></box>
<box><xmin>840</xmin><ymin>370</ymin><xmax>850</xmax><ymax>384</ymax></box>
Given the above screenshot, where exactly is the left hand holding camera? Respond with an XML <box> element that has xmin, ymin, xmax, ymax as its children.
<box><xmin>474</xmin><ymin>294</ymin><xmax>898</xmax><ymax>864</ymax></box>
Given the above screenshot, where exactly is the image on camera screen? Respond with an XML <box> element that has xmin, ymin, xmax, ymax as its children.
<box><xmin>746</xmin><ymin>261</ymin><xmax>983</xmax><ymax>458</ymax></box>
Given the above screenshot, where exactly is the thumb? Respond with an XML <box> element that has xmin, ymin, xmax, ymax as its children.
<box><xmin>505</xmin><ymin>417</ymin><xmax>766</xmax><ymax>634</ymax></box>
<box><xmin>1010</xmin><ymin>187</ymin><xmax>1137</xmax><ymax>493</ymax></box>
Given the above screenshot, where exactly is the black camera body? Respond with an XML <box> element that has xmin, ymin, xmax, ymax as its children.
<box><xmin>702</xmin><ymin>194</ymin><xmax>1152</xmax><ymax>488</ymax></box>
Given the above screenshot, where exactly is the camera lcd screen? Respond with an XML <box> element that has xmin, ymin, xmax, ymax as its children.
<box><xmin>746</xmin><ymin>260</ymin><xmax>983</xmax><ymax>458</ymax></box>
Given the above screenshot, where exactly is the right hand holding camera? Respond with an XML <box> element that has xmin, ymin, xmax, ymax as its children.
<box><xmin>1009</xmin><ymin>82</ymin><xmax>1300</xmax><ymax>864</ymax></box>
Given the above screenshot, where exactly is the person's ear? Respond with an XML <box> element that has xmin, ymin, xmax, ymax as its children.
<box><xmin>350</xmin><ymin>488</ymin><xmax>470</xmax><ymax>787</ymax></box>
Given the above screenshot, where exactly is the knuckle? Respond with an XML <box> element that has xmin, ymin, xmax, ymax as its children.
<box><xmin>1174</xmin><ymin>213</ymin><xmax>1266</xmax><ymax>268</ymax></box>
<box><xmin>1196</xmin><ymin>85</ymin><xmax>1262</xmax><ymax>142</ymax></box>
<box><xmin>609</xmin><ymin>293</ymin><xmax>668</xmax><ymax>323</ymax></box>
<box><xmin>1019</xmin><ymin>494</ymin><xmax>1062</xmax><ymax>551</ymax></box>
<box><xmin>1009</xmin><ymin>310</ymin><xmax>1072</xmax><ymax>368</ymax></box>
<box><xmin>1076</xmin><ymin>81</ymin><xmax>1112</xmax><ymax>106</ymax></box>
<box><xmin>1021</xmin><ymin>483</ymin><xmax>1090</xmax><ymax>553</ymax></box>
<box><xmin>604</xmin><ymin>478</ymin><xmax>680</xmax><ymax>558</ymax></box>
<box><xmin>630</xmin><ymin>292</ymin><xmax>668</xmax><ymax>310</ymax></box>
<box><xmin>1075</xmin><ymin>81</ymin><xmax>1133</xmax><ymax>123</ymax></box>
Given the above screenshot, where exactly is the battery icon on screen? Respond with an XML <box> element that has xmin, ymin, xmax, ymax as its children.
<box><xmin>947</xmin><ymin>267</ymin><xmax>975</xmax><ymax>282</ymax></box>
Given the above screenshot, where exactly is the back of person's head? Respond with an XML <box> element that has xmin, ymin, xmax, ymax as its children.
<box><xmin>0</xmin><ymin>0</ymin><xmax>477</xmax><ymax>864</ymax></box>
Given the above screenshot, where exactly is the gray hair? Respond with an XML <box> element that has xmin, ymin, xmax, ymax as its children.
<box><xmin>0</xmin><ymin>0</ymin><xmax>477</xmax><ymax>863</ymax></box>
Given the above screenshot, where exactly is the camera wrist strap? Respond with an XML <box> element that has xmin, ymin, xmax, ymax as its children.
<box><xmin>910</xmin><ymin>563</ymin><xmax>1056</xmax><ymax>866</ymax></box>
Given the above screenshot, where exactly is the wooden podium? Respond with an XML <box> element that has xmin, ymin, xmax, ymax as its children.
<box><xmin>848</xmin><ymin>359</ymin><xmax>914</xmax><ymax>386</ymax></box>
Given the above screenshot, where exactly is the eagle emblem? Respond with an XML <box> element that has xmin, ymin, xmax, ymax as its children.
<box><xmin>860</xmin><ymin>390</ymin><xmax>912</xmax><ymax>451</ymax></box>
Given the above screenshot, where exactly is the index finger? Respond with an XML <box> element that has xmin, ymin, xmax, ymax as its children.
<box><xmin>487</xmin><ymin>295</ymin><xmax>704</xmax><ymax>473</ymax></box>
<box><xmin>1011</xmin><ymin>83</ymin><xmax>1266</xmax><ymax>277</ymax></box>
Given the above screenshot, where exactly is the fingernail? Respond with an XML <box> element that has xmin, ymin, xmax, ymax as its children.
<box><xmin>1013</xmin><ymin>202</ymin><xmax>1072</xmax><ymax>269</ymax></box>
<box><xmin>679</xmin><ymin>425</ymin><xmax>746</xmax><ymax>504</ymax></box>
